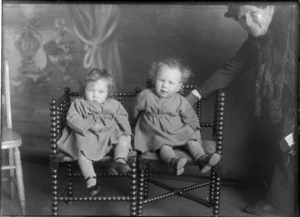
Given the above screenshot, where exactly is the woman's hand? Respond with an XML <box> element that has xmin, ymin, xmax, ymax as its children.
<box><xmin>186</xmin><ymin>88</ymin><xmax>202</xmax><ymax>107</ymax></box>
<box><xmin>191</xmin><ymin>89</ymin><xmax>202</xmax><ymax>100</ymax></box>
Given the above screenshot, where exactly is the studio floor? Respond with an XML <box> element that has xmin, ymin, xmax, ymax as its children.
<box><xmin>1</xmin><ymin>159</ymin><xmax>258</xmax><ymax>216</ymax></box>
<box><xmin>0</xmin><ymin>92</ymin><xmax>284</xmax><ymax>216</ymax></box>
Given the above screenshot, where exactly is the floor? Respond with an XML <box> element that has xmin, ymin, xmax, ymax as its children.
<box><xmin>0</xmin><ymin>92</ymin><xmax>273</xmax><ymax>216</ymax></box>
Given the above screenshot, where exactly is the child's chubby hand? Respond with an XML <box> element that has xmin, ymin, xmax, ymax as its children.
<box><xmin>90</xmin><ymin>123</ymin><xmax>104</xmax><ymax>133</ymax></box>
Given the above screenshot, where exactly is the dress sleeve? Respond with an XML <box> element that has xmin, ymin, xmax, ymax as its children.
<box><xmin>132</xmin><ymin>90</ymin><xmax>147</xmax><ymax>121</ymax></box>
<box><xmin>179</xmin><ymin>97</ymin><xmax>200</xmax><ymax>130</ymax></box>
<box><xmin>114</xmin><ymin>102</ymin><xmax>133</xmax><ymax>136</ymax></box>
<box><xmin>66</xmin><ymin>99</ymin><xmax>94</xmax><ymax>135</ymax></box>
<box><xmin>198</xmin><ymin>36</ymin><xmax>257</xmax><ymax>99</ymax></box>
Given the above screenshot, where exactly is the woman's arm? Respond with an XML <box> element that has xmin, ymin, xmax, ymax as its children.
<box><xmin>186</xmin><ymin>36</ymin><xmax>257</xmax><ymax>105</ymax></box>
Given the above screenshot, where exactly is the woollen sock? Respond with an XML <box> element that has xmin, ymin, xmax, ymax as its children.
<box><xmin>78</xmin><ymin>154</ymin><xmax>97</xmax><ymax>188</ymax></box>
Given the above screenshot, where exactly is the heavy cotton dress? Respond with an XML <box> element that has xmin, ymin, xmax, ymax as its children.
<box><xmin>133</xmin><ymin>89</ymin><xmax>200</xmax><ymax>153</ymax></box>
<box><xmin>57</xmin><ymin>98</ymin><xmax>132</xmax><ymax>161</ymax></box>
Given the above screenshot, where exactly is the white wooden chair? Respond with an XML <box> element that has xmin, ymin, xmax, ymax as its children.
<box><xmin>1</xmin><ymin>58</ymin><xmax>26</xmax><ymax>215</ymax></box>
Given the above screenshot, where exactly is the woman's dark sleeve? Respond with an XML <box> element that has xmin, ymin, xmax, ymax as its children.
<box><xmin>198</xmin><ymin>36</ymin><xmax>257</xmax><ymax>99</ymax></box>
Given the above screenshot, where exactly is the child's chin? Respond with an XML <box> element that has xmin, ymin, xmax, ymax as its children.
<box><xmin>158</xmin><ymin>94</ymin><xmax>170</xmax><ymax>98</ymax></box>
<box><xmin>92</xmin><ymin>100</ymin><xmax>103</xmax><ymax>103</ymax></box>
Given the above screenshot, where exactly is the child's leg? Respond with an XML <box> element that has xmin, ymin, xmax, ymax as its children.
<box><xmin>186</xmin><ymin>140</ymin><xmax>206</xmax><ymax>161</ymax></box>
<box><xmin>78</xmin><ymin>151</ymin><xmax>100</xmax><ymax>196</ymax></box>
<box><xmin>108</xmin><ymin>135</ymin><xmax>131</xmax><ymax>175</ymax></box>
<box><xmin>113</xmin><ymin>135</ymin><xmax>131</xmax><ymax>163</ymax></box>
<box><xmin>187</xmin><ymin>140</ymin><xmax>220</xmax><ymax>173</ymax></box>
<box><xmin>159</xmin><ymin>145</ymin><xmax>176</xmax><ymax>164</ymax></box>
<box><xmin>78</xmin><ymin>152</ymin><xmax>97</xmax><ymax>187</ymax></box>
<box><xmin>159</xmin><ymin>145</ymin><xmax>187</xmax><ymax>176</ymax></box>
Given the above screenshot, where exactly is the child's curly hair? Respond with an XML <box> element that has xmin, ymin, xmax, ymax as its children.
<box><xmin>78</xmin><ymin>68</ymin><xmax>116</xmax><ymax>98</ymax></box>
<box><xmin>149</xmin><ymin>58</ymin><xmax>194</xmax><ymax>84</ymax></box>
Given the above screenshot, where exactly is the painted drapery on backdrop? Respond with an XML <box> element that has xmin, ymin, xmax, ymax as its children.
<box><xmin>68</xmin><ymin>5</ymin><xmax>123</xmax><ymax>88</ymax></box>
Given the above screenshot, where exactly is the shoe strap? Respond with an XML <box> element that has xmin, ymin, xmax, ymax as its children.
<box><xmin>114</xmin><ymin>157</ymin><xmax>126</xmax><ymax>162</ymax></box>
<box><xmin>85</xmin><ymin>176</ymin><xmax>97</xmax><ymax>181</ymax></box>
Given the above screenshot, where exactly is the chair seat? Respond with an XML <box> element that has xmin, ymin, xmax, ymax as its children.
<box><xmin>1</xmin><ymin>127</ymin><xmax>22</xmax><ymax>149</ymax></box>
<box><xmin>138</xmin><ymin>140</ymin><xmax>216</xmax><ymax>165</ymax></box>
<box><xmin>57</xmin><ymin>150</ymin><xmax>137</xmax><ymax>163</ymax></box>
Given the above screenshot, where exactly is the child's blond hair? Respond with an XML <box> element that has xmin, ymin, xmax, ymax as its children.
<box><xmin>149</xmin><ymin>58</ymin><xmax>194</xmax><ymax>84</ymax></box>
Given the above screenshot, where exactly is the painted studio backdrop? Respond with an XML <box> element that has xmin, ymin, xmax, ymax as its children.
<box><xmin>2</xmin><ymin>3</ymin><xmax>283</xmax><ymax>182</ymax></box>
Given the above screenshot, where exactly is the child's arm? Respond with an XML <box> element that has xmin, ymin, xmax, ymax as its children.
<box><xmin>132</xmin><ymin>90</ymin><xmax>147</xmax><ymax>126</ymax></box>
<box><xmin>133</xmin><ymin>89</ymin><xmax>149</xmax><ymax>121</ymax></box>
<box><xmin>66</xmin><ymin>99</ymin><xmax>95</xmax><ymax>135</ymax></box>
<box><xmin>132</xmin><ymin>107</ymin><xmax>140</xmax><ymax>122</ymax></box>
<box><xmin>132</xmin><ymin>96</ymin><xmax>141</xmax><ymax>120</ymax></box>
<box><xmin>114</xmin><ymin>102</ymin><xmax>132</xmax><ymax>136</ymax></box>
<box><xmin>179</xmin><ymin>97</ymin><xmax>200</xmax><ymax>131</ymax></box>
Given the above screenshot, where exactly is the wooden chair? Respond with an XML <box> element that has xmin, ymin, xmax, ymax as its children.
<box><xmin>134</xmin><ymin>80</ymin><xmax>226</xmax><ymax>217</ymax></box>
<box><xmin>49</xmin><ymin>87</ymin><xmax>141</xmax><ymax>216</ymax></box>
<box><xmin>1</xmin><ymin>58</ymin><xmax>26</xmax><ymax>215</ymax></box>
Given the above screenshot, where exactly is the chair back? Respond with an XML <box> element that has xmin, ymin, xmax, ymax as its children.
<box><xmin>1</xmin><ymin>58</ymin><xmax>12</xmax><ymax>129</ymax></box>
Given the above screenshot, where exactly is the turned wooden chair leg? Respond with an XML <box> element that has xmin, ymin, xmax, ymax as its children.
<box><xmin>137</xmin><ymin>169</ymin><xmax>145</xmax><ymax>216</ymax></box>
<box><xmin>209</xmin><ymin>170</ymin><xmax>216</xmax><ymax>204</ymax></box>
<box><xmin>66</xmin><ymin>163</ymin><xmax>73</xmax><ymax>198</ymax></box>
<box><xmin>9</xmin><ymin>149</ymin><xmax>16</xmax><ymax>200</ymax></box>
<box><xmin>143</xmin><ymin>164</ymin><xmax>149</xmax><ymax>199</ymax></box>
<box><xmin>14</xmin><ymin>147</ymin><xmax>26</xmax><ymax>215</ymax></box>
<box><xmin>213</xmin><ymin>174</ymin><xmax>221</xmax><ymax>217</ymax></box>
<box><xmin>130</xmin><ymin>159</ymin><xmax>138</xmax><ymax>216</ymax></box>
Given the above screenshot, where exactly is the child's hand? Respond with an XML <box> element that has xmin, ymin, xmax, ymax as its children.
<box><xmin>90</xmin><ymin>123</ymin><xmax>104</xmax><ymax>132</ymax></box>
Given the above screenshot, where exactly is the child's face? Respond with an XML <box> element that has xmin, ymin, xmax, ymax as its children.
<box><xmin>85</xmin><ymin>79</ymin><xmax>108</xmax><ymax>104</ymax></box>
<box><xmin>155</xmin><ymin>66</ymin><xmax>182</xmax><ymax>98</ymax></box>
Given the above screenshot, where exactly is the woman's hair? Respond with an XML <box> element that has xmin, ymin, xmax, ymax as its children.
<box><xmin>78</xmin><ymin>68</ymin><xmax>116</xmax><ymax>98</ymax></box>
<box><xmin>149</xmin><ymin>58</ymin><xmax>193</xmax><ymax>84</ymax></box>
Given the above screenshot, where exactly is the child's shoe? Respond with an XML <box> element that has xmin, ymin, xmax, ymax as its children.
<box><xmin>88</xmin><ymin>183</ymin><xmax>100</xmax><ymax>197</ymax></box>
<box><xmin>197</xmin><ymin>153</ymin><xmax>221</xmax><ymax>173</ymax></box>
<box><xmin>85</xmin><ymin>177</ymin><xmax>100</xmax><ymax>196</ymax></box>
<box><xmin>57</xmin><ymin>152</ymin><xmax>73</xmax><ymax>162</ymax></box>
<box><xmin>108</xmin><ymin>159</ymin><xmax>131</xmax><ymax>175</ymax></box>
<box><xmin>170</xmin><ymin>157</ymin><xmax>187</xmax><ymax>176</ymax></box>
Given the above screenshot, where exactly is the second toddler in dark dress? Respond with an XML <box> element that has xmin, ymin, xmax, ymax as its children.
<box><xmin>133</xmin><ymin>58</ymin><xmax>221</xmax><ymax>175</ymax></box>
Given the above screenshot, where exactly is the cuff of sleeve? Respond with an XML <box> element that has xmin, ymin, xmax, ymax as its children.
<box><xmin>186</xmin><ymin>93</ymin><xmax>199</xmax><ymax>104</ymax></box>
<box><xmin>195</xmin><ymin>86</ymin><xmax>206</xmax><ymax>100</ymax></box>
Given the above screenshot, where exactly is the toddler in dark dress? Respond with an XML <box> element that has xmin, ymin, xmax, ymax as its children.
<box><xmin>57</xmin><ymin>68</ymin><xmax>132</xmax><ymax>196</ymax></box>
<box><xmin>133</xmin><ymin>58</ymin><xmax>220</xmax><ymax>175</ymax></box>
